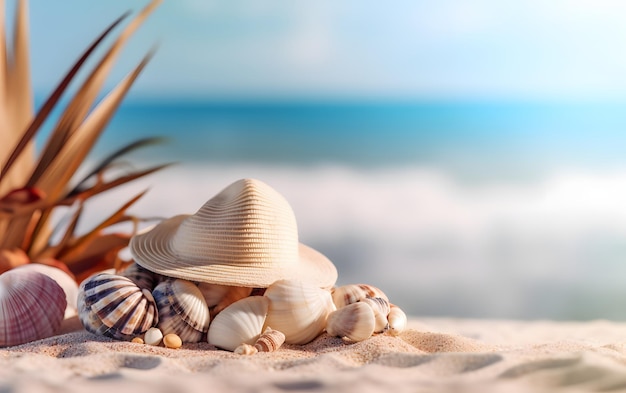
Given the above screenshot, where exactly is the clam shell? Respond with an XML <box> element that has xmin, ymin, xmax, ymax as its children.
<box><xmin>264</xmin><ymin>279</ymin><xmax>335</xmax><ymax>345</ymax></box>
<box><xmin>331</xmin><ymin>284</ymin><xmax>388</xmax><ymax>309</ymax></box>
<box><xmin>152</xmin><ymin>279</ymin><xmax>210</xmax><ymax>343</ymax></box>
<box><xmin>0</xmin><ymin>269</ymin><xmax>67</xmax><ymax>347</ymax></box>
<box><xmin>208</xmin><ymin>295</ymin><xmax>269</xmax><ymax>351</ymax></box>
<box><xmin>119</xmin><ymin>262</ymin><xmax>161</xmax><ymax>291</ymax></box>
<box><xmin>77</xmin><ymin>273</ymin><xmax>158</xmax><ymax>340</ymax></box>
<box><xmin>359</xmin><ymin>297</ymin><xmax>390</xmax><ymax>333</ymax></box>
<box><xmin>326</xmin><ymin>302</ymin><xmax>375</xmax><ymax>342</ymax></box>
<box><xmin>14</xmin><ymin>263</ymin><xmax>78</xmax><ymax>319</ymax></box>
<box><xmin>254</xmin><ymin>327</ymin><xmax>285</xmax><ymax>352</ymax></box>
<box><xmin>387</xmin><ymin>304</ymin><xmax>407</xmax><ymax>336</ymax></box>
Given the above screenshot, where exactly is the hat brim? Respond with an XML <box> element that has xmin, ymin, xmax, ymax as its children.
<box><xmin>129</xmin><ymin>215</ymin><xmax>338</xmax><ymax>289</ymax></box>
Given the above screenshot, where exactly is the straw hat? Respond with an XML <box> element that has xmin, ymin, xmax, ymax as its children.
<box><xmin>129</xmin><ymin>178</ymin><xmax>338</xmax><ymax>289</ymax></box>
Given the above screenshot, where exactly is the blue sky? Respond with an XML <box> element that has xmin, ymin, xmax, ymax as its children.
<box><xmin>12</xmin><ymin>0</ymin><xmax>626</xmax><ymax>101</ymax></box>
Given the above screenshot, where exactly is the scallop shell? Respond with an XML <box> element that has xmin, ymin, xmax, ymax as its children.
<box><xmin>254</xmin><ymin>327</ymin><xmax>285</xmax><ymax>352</ymax></box>
<box><xmin>0</xmin><ymin>269</ymin><xmax>67</xmax><ymax>347</ymax></box>
<box><xmin>263</xmin><ymin>279</ymin><xmax>335</xmax><ymax>345</ymax></box>
<box><xmin>359</xmin><ymin>296</ymin><xmax>390</xmax><ymax>333</ymax></box>
<box><xmin>197</xmin><ymin>283</ymin><xmax>252</xmax><ymax>315</ymax></box>
<box><xmin>14</xmin><ymin>263</ymin><xmax>78</xmax><ymax>319</ymax></box>
<box><xmin>331</xmin><ymin>284</ymin><xmax>388</xmax><ymax>309</ymax></box>
<box><xmin>119</xmin><ymin>262</ymin><xmax>161</xmax><ymax>291</ymax></box>
<box><xmin>208</xmin><ymin>295</ymin><xmax>269</xmax><ymax>351</ymax></box>
<box><xmin>77</xmin><ymin>273</ymin><xmax>158</xmax><ymax>340</ymax></box>
<box><xmin>326</xmin><ymin>301</ymin><xmax>376</xmax><ymax>342</ymax></box>
<box><xmin>387</xmin><ymin>304</ymin><xmax>407</xmax><ymax>336</ymax></box>
<box><xmin>152</xmin><ymin>279</ymin><xmax>210</xmax><ymax>343</ymax></box>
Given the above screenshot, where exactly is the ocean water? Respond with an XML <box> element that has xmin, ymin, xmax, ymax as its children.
<box><xmin>45</xmin><ymin>99</ymin><xmax>626</xmax><ymax>320</ymax></box>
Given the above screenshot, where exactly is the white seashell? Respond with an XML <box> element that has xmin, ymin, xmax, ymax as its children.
<box><xmin>208</xmin><ymin>296</ymin><xmax>269</xmax><ymax>352</ymax></box>
<box><xmin>387</xmin><ymin>304</ymin><xmax>407</xmax><ymax>336</ymax></box>
<box><xmin>234</xmin><ymin>343</ymin><xmax>258</xmax><ymax>355</ymax></box>
<box><xmin>144</xmin><ymin>327</ymin><xmax>163</xmax><ymax>346</ymax></box>
<box><xmin>0</xmin><ymin>269</ymin><xmax>67</xmax><ymax>347</ymax></box>
<box><xmin>77</xmin><ymin>273</ymin><xmax>158</xmax><ymax>341</ymax></box>
<box><xmin>264</xmin><ymin>279</ymin><xmax>335</xmax><ymax>345</ymax></box>
<box><xmin>331</xmin><ymin>284</ymin><xmax>388</xmax><ymax>309</ymax></box>
<box><xmin>326</xmin><ymin>302</ymin><xmax>375</xmax><ymax>342</ymax></box>
<box><xmin>119</xmin><ymin>262</ymin><xmax>161</xmax><ymax>291</ymax></box>
<box><xmin>197</xmin><ymin>283</ymin><xmax>252</xmax><ymax>315</ymax></box>
<box><xmin>152</xmin><ymin>279</ymin><xmax>210</xmax><ymax>343</ymax></box>
<box><xmin>359</xmin><ymin>297</ymin><xmax>390</xmax><ymax>333</ymax></box>
<box><xmin>254</xmin><ymin>327</ymin><xmax>285</xmax><ymax>352</ymax></box>
<box><xmin>14</xmin><ymin>263</ymin><xmax>78</xmax><ymax>319</ymax></box>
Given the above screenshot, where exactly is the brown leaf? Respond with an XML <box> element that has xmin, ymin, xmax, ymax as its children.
<box><xmin>64</xmin><ymin>233</ymin><xmax>131</xmax><ymax>283</ymax></box>
<box><xmin>0</xmin><ymin>247</ymin><xmax>29</xmax><ymax>274</ymax></box>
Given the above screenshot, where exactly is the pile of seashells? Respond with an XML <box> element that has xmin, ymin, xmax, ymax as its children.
<box><xmin>76</xmin><ymin>262</ymin><xmax>407</xmax><ymax>353</ymax></box>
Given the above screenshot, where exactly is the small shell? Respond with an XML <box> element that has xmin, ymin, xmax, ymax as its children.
<box><xmin>359</xmin><ymin>297</ymin><xmax>390</xmax><ymax>333</ymax></box>
<box><xmin>163</xmin><ymin>333</ymin><xmax>182</xmax><ymax>349</ymax></box>
<box><xmin>119</xmin><ymin>262</ymin><xmax>161</xmax><ymax>291</ymax></box>
<box><xmin>77</xmin><ymin>273</ymin><xmax>158</xmax><ymax>341</ymax></box>
<box><xmin>197</xmin><ymin>283</ymin><xmax>252</xmax><ymax>316</ymax></box>
<box><xmin>208</xmin><ymin>296</ymin><xmax>269</xmax><ymax>351</ymax></box>
<box><xmin>331</xmin><ymin>284</ymin><xmax>388</xmax><ymax>309</ymax></box>
<box><xmin>387</xmin><ymin>304</ymin><xmax>407</xmax><ymax>336</ymax></box>
<box><xmin>326</xmin><ymin>302</ymin><xmax>375</xmax><ymax>342</ymax></box>
<box><xmin>264</xmin><ymin>279</ymin><xmax>335</xmax><ymax>345</ymax></box>
<box><xmin>14</xmin><ymin>263</ymin><xmax>78</xmax><ymax>319</ymax></box>
<box><xmin>234</xmin><ymin>343</ymin><xmax>258</xmax><ymax>355</ymax></box>
<box><xmin>152</xmin><ymin>279</ymin><xmax>211</xmax><ymax>343</ymax></box>
<box><xmin>254</xmin><ymin>327</ymin><xmax>285</xmax><ymax>352</ymax></box>
<box><xmin>0</xmin><ymin>269</ymin><xmax>67</xmax><ymax>347</ymax></box>
<box><xmin>144</xmin><ymin>327</ymin><xmax>163</xmax><ymax>346</ymax></box>
<box><xmin>131</xmin><ymin>337</ymin><xmax>144</xmax><ymax>344</ymax></box>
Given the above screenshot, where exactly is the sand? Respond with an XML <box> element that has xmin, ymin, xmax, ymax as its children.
<box><xmin>2</xmin><ymin>318</ymin><xmax>626</xmax><ymax>392</ymax></box>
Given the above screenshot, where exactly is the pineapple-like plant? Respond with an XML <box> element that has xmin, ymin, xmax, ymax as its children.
<box><xmin>0</xmin><ymin>0</ymin><xmax>167</xmax><ymax>283</ymax></box>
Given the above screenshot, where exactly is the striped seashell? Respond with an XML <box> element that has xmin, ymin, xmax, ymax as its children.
<box><xmin>208</xmin><ymin>296</ymin><xmax>269</xmax><ymax>351</ymax></box>
<box><xmin>331</xmin><ymin>284</ymin><xmax>388</xmax><ymax>309</ymax></box>
<box><xmin>153</xmin><ymin>279</ymin><xmax>210</xmax><ymax>343</ymax></box>
<box><xmin>14</xmin><ymin>263</ymin><xmax>78</xmax><ymax>319</ymax></box>
<box><xmin>0</xmin><ymin>269</ymin><xmax>67</xmax><ymax>347</ymax></box>
<box><xmin>254</xmin><ymin>327</ymin><xmax>285</xmax><ymax>352</ymax></box>
<box><xmin>326</xmin><ymin>301</ymin><xmax>376</xmax><ymax>342</ymax></box>
<box><xmin>119</xmin><ymin>262</ymin><xmax>161</xmax><ymax>291</ymax></box>
<box><xmin>359</xmin><ymin>296</ymin><xmax>390</xmax><ymax>333</ymax></box>
<box><xmin>387</xmin><ymin>304</ymin><xmax>407</xmax><ymax>336</ymax></box>
<box><xmin>264</xmin><ymin>279</ymin><xmax>335</xmax><ymax>345</ymax></box>
<box><xmin>77</xmin><ymin>273</ymin><xmax>158</xmax><ymax>340</ymax></box>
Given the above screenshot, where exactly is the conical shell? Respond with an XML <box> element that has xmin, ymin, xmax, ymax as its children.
<box><xmin>359</xmin><ymin>297</ymin><xmax>390</xmax><ymax>333</ymax></box>
<box><xmin>264</xmin><ymin>279</ymin><xmax>335</xmax><ymax>345</ymax></box>
<box><xmin>14</xmin><ymin>263</ymin><xmax>78</xmax><ymax>319</ymax></box>
<box><xmin>326</xmin><ymin>301</ymin><xmax>375</xmax><ymax>342</ymax></box>
<box><xmin>119</xmin><ymin>262</ymin><xmax>161</xmax><ymax>291</ymax></box>
<box><xmin>77</xmin><ymin>273</ymin><xmax>158</xmax><ymax>340</ymax></box>
<box><xmin>254</xmin><ymin>327</ymin><xmax>285</xmax><ymax>352</ymax></box>
<box><xmin>387</xmin><ymin>304</ymin><xmax>407</xmax><ymax>336</ymax></box>
<box><xmin>0</xmin><ymin>269</ymin><xmax>67</xmax><ymax>347</ymax></box>
<box><xmin>331</xmin><ymin>284</ymin><xmax>388</xmax><ymax>309</ymax></box>
<box><xmin>208</xmin><ymin>295</ymin><xmax>269</xmax><ymax>351</ymax></box>
<box><xmin>197</xmin><ymin>283</ymin><xmax>252</xmax><ymax>315</ymax></box>
<box><xmin>152</xmin><ymin>279</ymin><xmax>210</xmax><ymax>343</ymax></box>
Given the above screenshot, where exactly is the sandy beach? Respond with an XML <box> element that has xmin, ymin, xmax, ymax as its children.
<box><xmin>2</xmin><ymin>317</ymin><xmax>626</xmax><ymax>392</ymax></box>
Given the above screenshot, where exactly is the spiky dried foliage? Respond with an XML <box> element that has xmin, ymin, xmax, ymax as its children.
<box><xmin>0</xmin><ymin>0</ymin><xmax>167</xmax><ymax>283</ymax></box>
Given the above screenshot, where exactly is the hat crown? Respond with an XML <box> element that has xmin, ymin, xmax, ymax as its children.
<box><xmin>172</xmin><ymin>178</ymin><xmax>299</xmax><ymax>266</ymax></box>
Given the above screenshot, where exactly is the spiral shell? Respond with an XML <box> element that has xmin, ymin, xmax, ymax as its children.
<box><xmin>152</xmin><ymin>279</ymin><xmax>210</xmax><ymax>343</ymax></box>
<box><xmin>264</xmin><ymin>279</ymin><xmax>335</xmax><ymax>345</ymax></box>
<box><xmin>326</xmin><ymin>302</ymin><xmax>376</xmax><ymax>342</ymax></box>
<box><xmin>0</xmin><ymin>269</ymin><xmax>67</xmax><ymax>347</ymax></box>
<box><xmin>77</xmin><ymin>273</ymin><xmax>158</xmax><ymax>340</ymax></box>
<box><xmin>359</xmin><ymin>297</ymin><xmax>390</xmax><ymax>333</ymax></box>
<box><xmin>14</xmin><ymin>263</ymin><xmax>78</xmax><ymax>319</ymax></box>
<box><xmin>119</xmin><ymin>262</ymin><xmax>161</xmax><ymax>291</ymax></box>
<box><xmin>254</xmin><ymin>327</ymin><xmax>285</xmax><ymax>352</ymax></box>
<box><xmin>331</xmin><ymin>284</ymin><xmax>388</xmax><ymax>309</ymax></box>
<box><xmin>387</xmin><ymin>304</ymin><xmax>407</xmax><ymax>336</ymax></box>
<box><xmin>208</xmin><ymin>296</ymin><xmax>269</xmax><ymax>351</ymax></box>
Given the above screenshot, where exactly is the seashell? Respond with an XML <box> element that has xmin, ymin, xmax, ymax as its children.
<box><xmin>326</xmin><ymin>302</ymin><xmax>375</xmax><ymax>342</ymax></box>
<box><xmin>331</xmin><ymin>284</ymin><xmax>388</xmax><ymax>309</ymax></box>
<box><xmin>234</xmin><ymin>343</ymin><xmax>258</xmax><ymax>355</ymax></box>
<box><xmin>208</xmin><ymin>296</ymin><xmax>269</xmax><ymax>352</ymax></box>
<box><xmin>197</xmin><ymin>283</ymin><xmax>252</xmax><ymax>315</ymax></box>
<box><xmin>163</xmin><ymin>333</ymin><xmax>182</xmax><ymax>349</ymax></box>
<box><xmin>77</xmin><ymin>273</ymin><xmax>158</xmax><ymax>341</ymax></box>
<box><xmin>152</xmin><ymin>279</ymin><xmax>210</xmax><ymax>343</ymax></box>
<box><xmin>263</xmin><ymin>279</ymin><xmax>335</xmax><ymax>345</ymax></box>
<box><xmin>144</xmin><ymin>327</ymin><xmax>163</xmax><ymax>346</ymax></box>
<box><xmin>119</xmin><ymin>262</ymin><xmax>161</xmax><ymax>291</ymax></box>
<box><xmin>254</xmin><ymin>327</ymin><xmax>285</xmax><ymax>352</ymax></box>
<box><xmin>14</xmin><ymin>263</ymin><xmax>78</xmax><ymax>319</ymax></box>
<box><xmin>387</xmin><ymin>304</ymin><xmax>407</xmax><ymax>336</ymax></box>
<box><xmin>359</xmin><ymin>297</ymin><xmax>390</xmax><ymax>333</ymax></box>
<box><xmin>0</xmin><ymin>269</ymin><xmax>67</xmax><ymax>347</ymax></box>
<box><xmin>131</xmin><ymin>337</ymin><xmax>144</xmax><ymax>344</ymax></box>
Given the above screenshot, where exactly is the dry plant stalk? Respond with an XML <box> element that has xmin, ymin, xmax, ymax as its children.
<box><xmin>0</xmin><ymin>0</ymin><xmax>168</xmax><ymax>283</ymax></box>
